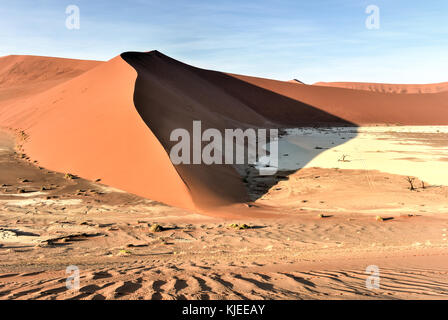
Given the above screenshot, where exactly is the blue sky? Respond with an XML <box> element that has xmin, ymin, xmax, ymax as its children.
<box><xmin>1</xmin><ymin>0</ymin><xmax>447</xmax><ymax>83</ymax></box>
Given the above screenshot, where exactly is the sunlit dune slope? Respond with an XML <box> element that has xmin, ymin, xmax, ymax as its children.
<box><xmin>0</xmin><ymin>55</ymin><xmax>103</xmax><ymax>103</ymax></box>
<box><xmin>314</xmin><ymin>81</ymin><xmax>448</xmax><ymax>94</ymax></box>
<box><xmin>0</xmin><ymin>55</ymin><xmax>194</xmax><ymax>209</ymax></box>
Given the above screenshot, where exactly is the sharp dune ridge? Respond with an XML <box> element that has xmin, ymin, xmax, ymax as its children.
<box><xmin>1</xmin><ymin>50</ymin><xmax>448</xmax><ymax>212</ymax></box>
<box><xmin>121</xmin><ymin>50</ymin><xmax>356</xmax><ymax>209</ymax></box>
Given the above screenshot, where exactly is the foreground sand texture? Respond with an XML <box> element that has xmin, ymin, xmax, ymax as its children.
<box><xmin>1</xmin><ymin>52</ymin><xmax>448</xmax><ymax>299</ymax></box>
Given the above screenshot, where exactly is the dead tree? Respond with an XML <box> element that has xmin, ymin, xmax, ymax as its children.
<box><xmin>406</xmin><ymin>176</ymin><xmax>416</xmax><ymax>191</ymax></box>
<box><xmin>338</xmin><ymin>154</ymin><xmax>350</xmax><ymax>162</ymax></box>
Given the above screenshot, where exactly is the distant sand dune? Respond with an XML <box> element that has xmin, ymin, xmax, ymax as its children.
<box><xmin>232</xmin><ymin>74</ymin><xmax>448</xmax><ymax>125</ymax></box>
<box><xmin>0</xmin><ymin>55</ymin><xmax>102</xmax><ymax>103</ymax></box>
<box><xmin>313</xmin><ymin>81</ymin><xmax>448</xmax><ymax>94</ymax></box>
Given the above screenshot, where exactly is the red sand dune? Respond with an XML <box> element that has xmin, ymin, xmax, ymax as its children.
<box><xmin>313</xmin><ymin>81</ymin><xmax>448</xmax><ymax>94</ymax></box>
<box><xmin>121</xmin><ymin>51</ymin><xmax>354</xmax><ymax>208</ymax></box>
<box><xmin>288</xmin><ymin>79</ymin><xmax>305</xmax><ymax>84</ymax></box>
<box><xmin>231</xmin><ymin>73</ymin><xmax>448</xmax><ymax>125</ymax></box>
<box><xmin>0</xmin><ymin>55</ymin><xmax>194</xmax><ymax>209</ymax></box>
<box><xmin>1</xmin><ymin>51</ymin><xmax>448</xmax><ymax>211</ymax></box>
<box><xmin>0</xmin><ymin>55</ymin><xmax>102</xmax><ymax>103</ymax></box>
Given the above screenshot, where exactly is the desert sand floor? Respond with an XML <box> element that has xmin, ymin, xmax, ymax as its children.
<box><xmin>275</xmin><ymin>126</ymin><xmax>448</xmax><ymax>186</ymax></box>
<box><xmin>1</xmin><ymin>129</ymin><xmax>448</xmax><ymax>300</ymax></box>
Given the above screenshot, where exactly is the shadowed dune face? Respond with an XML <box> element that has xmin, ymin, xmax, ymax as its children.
<box><xmin>121</xmin><ymin>51</ymin><xmax>356</xmax><ymax>208</ymax></box>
